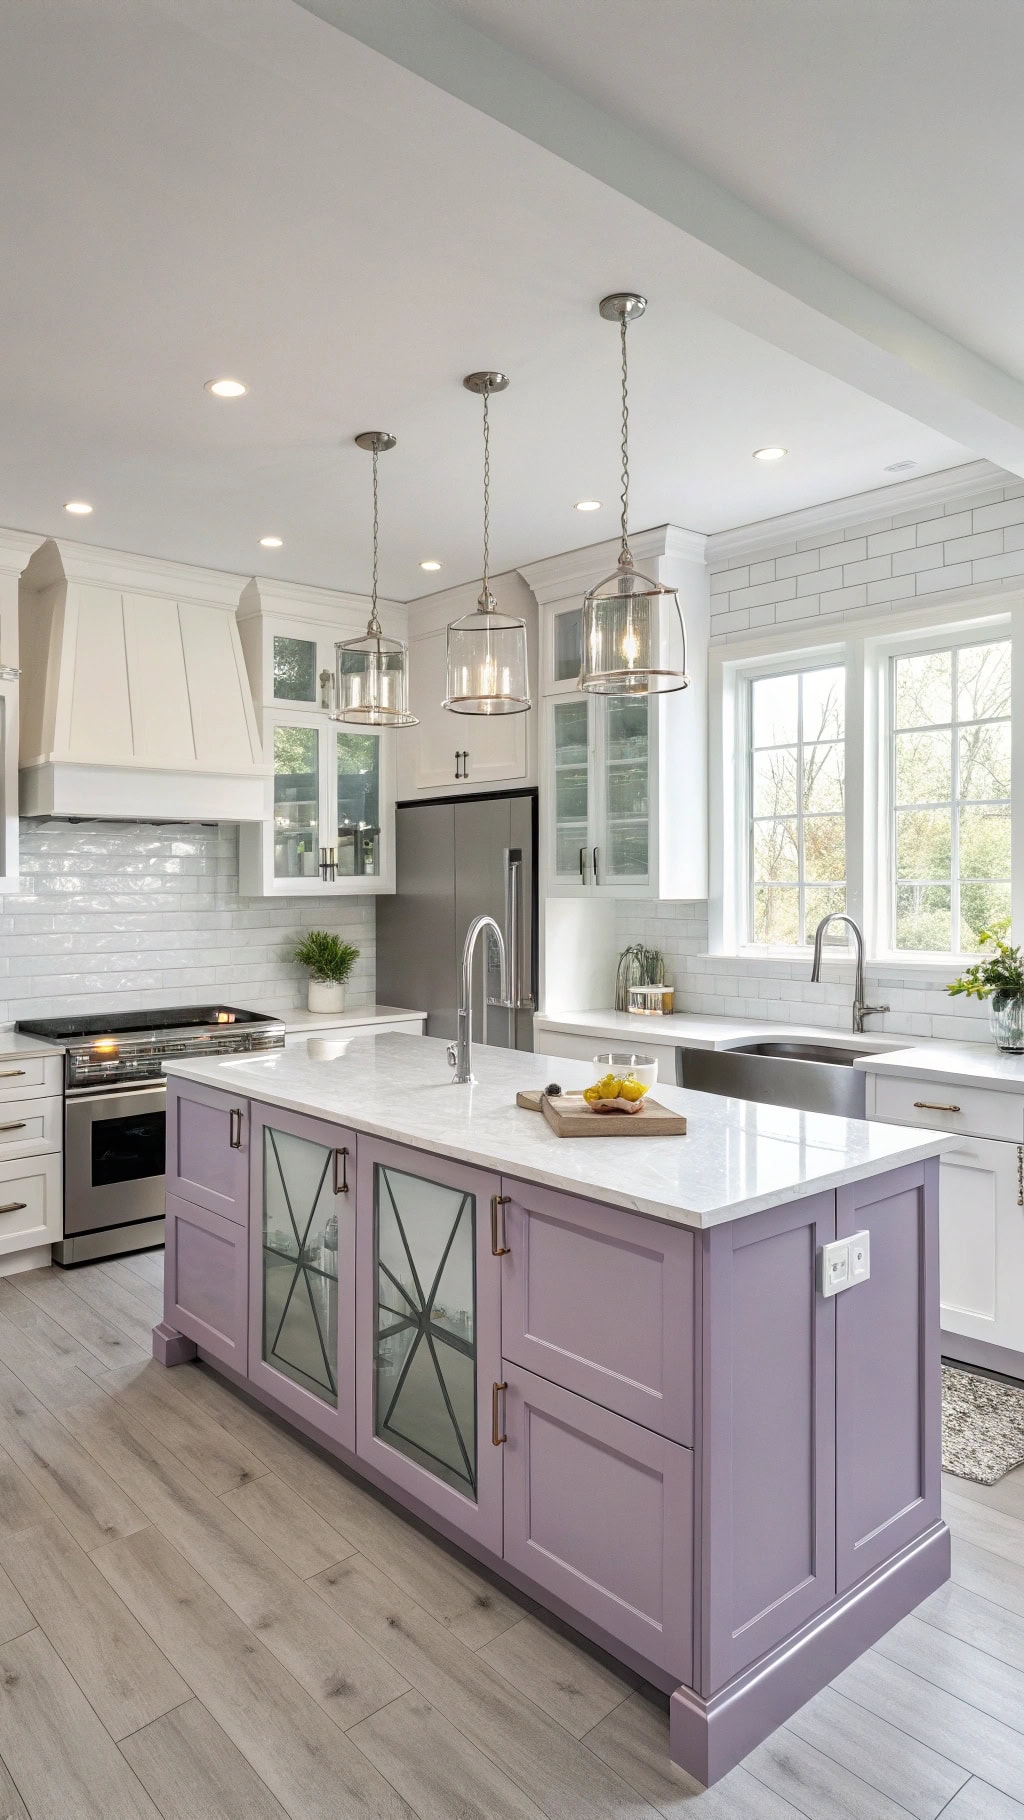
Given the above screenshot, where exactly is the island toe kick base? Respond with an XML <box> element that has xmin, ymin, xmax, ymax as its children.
<box><xmin>156</xmin><ymin>1067</ymin><xmax>949</xmax><ymax>1786</ymax></box>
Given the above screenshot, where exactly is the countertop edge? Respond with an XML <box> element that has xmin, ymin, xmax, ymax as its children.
<box><xmin>164</xmin><ymin>1052</ymin><xmax>954</xmax><ymax>1231</ymax></box>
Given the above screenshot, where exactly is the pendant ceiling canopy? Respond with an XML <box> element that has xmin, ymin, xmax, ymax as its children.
<box><xmin>580</xmin><ymin>294</ymin><xmax>689</xmax><ymax>699</ymax></box>
<box><xmin>333</xmin><ymin>431</ymin><xmax>418</xmax><ymax>729</ymax></box>
<box><xmin>444</xmin><ymin>371</ymin><xmax>530</xmax><ymax>717</ymax></box>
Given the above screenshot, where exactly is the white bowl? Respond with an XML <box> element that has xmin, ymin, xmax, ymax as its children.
<box><xmin>592</xmin><ymin>1051</ymin><xmax>658</xmax><ymax>1089</ymax></box>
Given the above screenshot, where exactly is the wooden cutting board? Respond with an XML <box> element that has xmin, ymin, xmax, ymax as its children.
<box><xmin>516</xmin><ymin>1089</ymin><xmax>686</xmax><ymax>1137</ymax></box>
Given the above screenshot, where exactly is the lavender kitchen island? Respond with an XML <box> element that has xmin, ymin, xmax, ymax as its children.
<box><xmin>154</xmin><ymin>1032</ymin><xmax>951</xmax><ymax>1785</ymax></box>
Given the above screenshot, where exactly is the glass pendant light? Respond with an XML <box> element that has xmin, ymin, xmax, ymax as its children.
<box><xmin>580</xmin><ymin>294</ymin><xmax>689</xmax><ymax>697</ymax></box>
<box><xmin>333</xmin><ymin>431</ymin><xmax>418</xmax><ymax>728</ymax></box>
<box><xmin>444</xmin><ymin>371</ymin><xmax>530</xmax><ymax>716</ymax></box>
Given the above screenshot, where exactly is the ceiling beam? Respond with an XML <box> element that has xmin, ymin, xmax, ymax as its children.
<box><xmin>296</xmin><ymin>0</ymin><xmax>1024</xmax><ymax>477</ymax></box>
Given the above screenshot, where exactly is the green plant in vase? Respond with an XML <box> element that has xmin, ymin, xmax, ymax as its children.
<box><xmin>293</xmin><ymin>929</ymin><xmax>360</xmax><ymax>1016</ymax></box>
<box><xmin>948</xmin><ymin>922</ymin><xmax>1024</xmax><ymax>1052</ymax></box>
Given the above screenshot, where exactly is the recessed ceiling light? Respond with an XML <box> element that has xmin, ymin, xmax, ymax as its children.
<box><xmin>574</xmin><ymin>499</ymin><xmax>602</xmax><ymax>512</ymax></box>
<box><xmin>259</xmin><ymin>536</ymin><xmax>283</xmax><ymax>549</ymax></box>
<box><xmin>753</xmin><ymin>447</ymin><xmax>787</xmax><ymax>462</ymax></box>
<box><xmin>205</xmin><ymin>378</ymin><xmax>247</xmax><ymax>398</ymax></box>
<box><xmin>419</xmin><ymin>560</ymin><xmax>442</xmax><ymax>572</ymax></box>
<box><xmin>884</xmin><ymin>459</ymin><xmax>918</xmax><ymax>474</ymax></box>
<box><xmin>64</xmin><ymin>500</ymin><xmax>93</xmax><ymax>515</ymax></box>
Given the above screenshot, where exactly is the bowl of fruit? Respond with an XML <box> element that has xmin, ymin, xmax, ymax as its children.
<box><xmin>581</xmin><ymin>1071</ymin><xmax>651</xmax><ymax>1115</ymax></box>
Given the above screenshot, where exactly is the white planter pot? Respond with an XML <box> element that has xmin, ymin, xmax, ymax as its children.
<box><xmin>307</xmin><ymin>980</ymin><xmax>346</xmax><ymax>1015</ymax></box>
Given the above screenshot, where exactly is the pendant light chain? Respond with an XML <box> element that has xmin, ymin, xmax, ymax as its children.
<box><xmin>368</xmin><ymin>439</ymin><xmax>381</xmax><ymax>635</ymax></box>
<box><xmin>619</xmin><ymin>312</ymin><xmax>632</xmax><ymax>567</ymax></box>
<box><xmin>480</xmin><ymin>382</ymin><xmax>494</xmax><ymax>610</ymax></box>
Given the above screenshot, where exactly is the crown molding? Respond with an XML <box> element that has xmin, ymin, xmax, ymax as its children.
<box><xmin>238</xmin><ymin>574</ymin><xmax>405</xmax><ymax>633</ymax></box>
<box><xmin>518</xmin><ymin>523</ymin><xmax>706</xmax><ymax>608</ymax></box>
<box><xmin>707</xmin><ymin>460</ymin><xmax>1011</xmax><ymax>565</ymax></box>
<box><xmin>18</xmin><ymin>533</ymin><xmax>248</xmax><ymax>607</ymax></box>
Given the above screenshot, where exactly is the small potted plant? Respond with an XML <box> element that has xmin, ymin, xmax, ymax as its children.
<box><xmin>293</xmin><ymin>930</ymin><xmax>360</xmax><ymax>1015</ymax></box>
<box><xmin>948</xmin><ymin>923</ymin><xmax>1024</xmax><ymax>1052</ymax></box>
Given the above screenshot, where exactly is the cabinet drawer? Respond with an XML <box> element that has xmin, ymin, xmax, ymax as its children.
<box><xmin>503</xmin><ymin>1363</ymin><xmax>693</xmax><ymax>1681</ymax></box>
<box><xmin>167</xmin><ymin>1079</ymin><xmax>250</xmax><ymax>1223</ymax></box>
<box><xmin>873</xmin><ymin>1073</ymin><xmax>1023</xmax><ymax>1142</ymax></box>
<box><xmin>0</xmin><ymin>1152</ymin><xmax>62</xmax><ymax>1255</ymax></box>
<box><xmin>0</xmin><ymin>1096</ymin><xmax>61</xmax><ymax>1159</ymax></box>
<box><xmin>501</xmin><ymin>1178</ymin><xmax>694</xmax><ymax>1444</ymax></box>
<box><xmin>165</xmin><ymin>1194</ymin><xmax>247</xmax><ymax>1371</ymax></box>
<box><xmin>535</xmin><ymin>1029</ymin><xmax>679</xmax><ymax>1084</ymax></box>
<box><xmin>0</xmin><ymin>1055</ymin><xmax>62</xmax><ymax>1102</ymax></box>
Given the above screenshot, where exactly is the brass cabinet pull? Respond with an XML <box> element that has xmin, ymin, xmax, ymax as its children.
<box><xmin>491</xmin><ymin>1380</ymin><xmax>508</xmax><ymax>1446</ymax></box>
<box><xmin>490</xmin><ymin>1193</ymin><xmax>510</xmax><ymax>1257</ymax></box>
<box><xmin>0</xmin><ymin>1122</ymin><xmax>26</xmax><ymax>1133</ymax></box>
<box><xmin>333</xmin><ymin>1147</ymin><xmax>349</xmax><ymax>1195</ymax></box>
<box><xmin>229</xmin><ymin>1107</ymin><xmax>243</xmax><ymax>1149</ymax></box>
<box><xmin>913</xmin><ymin>1101</ymin><xmax>961</xmax><ymax>1114</ymax></box>
<box><xmin>0</xmin><ymin>1071</ymin><xmax>25</xmax><ymax>1080</ymax></box>
<box><xmin>1017</xmin><ymin>1145</ymin><xmax>1023</xmax><ymax>1209</ymax></box>
<box><xmin>0</xmin><ymin>1203</ymin><xmax>27</xmax><ymax>1215</ymax></box>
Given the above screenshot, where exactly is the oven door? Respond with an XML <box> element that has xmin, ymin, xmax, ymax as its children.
<box><xmin>64</xmin><ymin>1084</ymin><xmax>167</xmax><ymax>1236</ymax></box>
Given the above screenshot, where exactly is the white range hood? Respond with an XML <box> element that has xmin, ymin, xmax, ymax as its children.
<box><xmin>17</xmin><ymin>537</ymin><xmax>268</xmax><ymax>821</ymax></box>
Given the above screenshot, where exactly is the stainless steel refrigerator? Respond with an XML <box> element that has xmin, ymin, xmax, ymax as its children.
<box><xmin>377</xmin><ymin>789</ymin><xmax>537</xmax><ymax>1052</ymax></box>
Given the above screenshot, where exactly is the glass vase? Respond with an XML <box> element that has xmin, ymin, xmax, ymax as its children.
<box><xmin>989</xmin><ymin>991</ymin><xmax>1024</xmax><ymax>1053</ymax></box>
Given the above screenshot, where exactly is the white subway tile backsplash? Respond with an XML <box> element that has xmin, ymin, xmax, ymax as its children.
<box><xmin>915</xmin><ymin>510</ymin><xmax>972</xmax><ymax>544</ymax></box>
<box><xmin>867</xmin><ymin>525</ymin><xmax>917</xmax><ymax>557</ymax></box>
<box><xmin>973</xmin><ymin>496</ymin><xmax>1024</xmax><ymax>532</ymax></box>
<box><xmin>1</xmin><ymin>822</ymin><xmax>376</xmax><ymax>1022</ymax></box>
<box><xmin>776</xmin><ymin>549</ymin><xmax>820</xmax><ymax>579</ymax></box>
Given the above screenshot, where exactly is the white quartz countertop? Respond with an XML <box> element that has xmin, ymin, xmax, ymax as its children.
<box><xmin>853</xmin><ymin>1038</ymin><xmax>1024</xmax><ymax>1092</ymax></box>
<box><xmin>0</xmin><ymin>1030</ymin><xmax>62</xmax><ymax>1060</ymax></box>
<box><xmin>534</xmin><ymin>1007</ymin><xmax>907</xmax><ymax>1055</ymax></box>
<box><xmin>269</xmin><ymin>1004</ymin><xmax>425</xmax><ymax>1036</ymax></box>
<box><xmin>165</xmin><ymin>1032</ymin><xmax>951</xmax><ymax>1231</ymax></box>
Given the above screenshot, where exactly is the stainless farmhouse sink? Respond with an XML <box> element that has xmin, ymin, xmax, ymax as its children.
<box><xmin>678</xmin><ymin>1038</ymin><xmax>899</xmax><ymax>1119</ymax></box>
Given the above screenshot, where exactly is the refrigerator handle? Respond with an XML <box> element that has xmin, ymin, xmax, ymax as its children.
<box><xmin>488</xmin><ymin>847</ymin><xmax>533</xmax><ymax>1012</ymax></box>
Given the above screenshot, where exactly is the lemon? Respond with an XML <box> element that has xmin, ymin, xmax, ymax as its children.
<box><xmin>618</xmin><ymin>1079</ymin><xmax>649</xmax><ymax>1102</ymax></box>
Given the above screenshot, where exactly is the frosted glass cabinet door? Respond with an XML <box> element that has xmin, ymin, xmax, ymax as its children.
<box><xmin>355</xmin><ymin>1137</ymin><xmax>503</xmax><ymax>1551</ymax></box>
<box><xmin>248</xmin><ymin>1103</ymin><xmax>357</xmax><ymax>1447</ymax></box>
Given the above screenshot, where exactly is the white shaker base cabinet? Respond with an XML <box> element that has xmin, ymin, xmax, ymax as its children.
<box><xmin>937</xmin><ymin>1135</ymin><xmax>1024</xmax><ymax>1358</ymax></box>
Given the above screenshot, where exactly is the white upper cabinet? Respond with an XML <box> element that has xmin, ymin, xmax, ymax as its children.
<box><xmin>522</xmin><ymin>527</ymin><xmax>709</xmax><ymax>902</ymax></box>
<box><xmin>398</xmin><ymin>572</ymin><xmax>537</xmax><ymax>798</ymax></box>
<box><xmin>237</xmin><ymin>579</ymin><xmax>404</xmax><ymax>897</ymax></box>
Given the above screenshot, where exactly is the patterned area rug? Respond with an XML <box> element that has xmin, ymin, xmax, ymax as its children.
<box><xmin>942</xmin><ymin>1364</ymin><xmax>1024</xmax><ymax>1484</ymax></box>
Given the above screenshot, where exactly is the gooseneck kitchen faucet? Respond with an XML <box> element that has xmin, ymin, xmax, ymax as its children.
<box><xmin>810</xmin><ymin>913</ymin><xmax>889</xmax><ymax>1034</ymax></box>
<box><xmin>448</xmin><ymin>914</ymin><xmax>509</xmax><ymax>1084</ymax></box>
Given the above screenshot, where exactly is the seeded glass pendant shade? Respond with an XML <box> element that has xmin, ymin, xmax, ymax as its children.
<box><xmin>333</xmin><ymin>432</ymin><xmax>418</xmax><ymax>728</ymax></box>
<box><xmin>444</xmin><ymin>372</ymin><xmax>530</xmax><ymax>717</ymax></box>
<box><xmin>580</xmin><ymin>295</ymin><xmax>689</xmax><ymax>698</ymax></box>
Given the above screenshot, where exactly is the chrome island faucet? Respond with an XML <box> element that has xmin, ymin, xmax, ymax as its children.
<box><xmin>447</xmin><ymin>914</ymin><xmax>509</xmax><ymax>1084</ymax></box>
<box><xmin>810</xmin><ymin>913</ymin><xmax>889</xmax><ymax>1035</ymax></box>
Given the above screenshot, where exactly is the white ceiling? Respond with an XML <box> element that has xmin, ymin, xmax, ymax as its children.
<box><xmin>0</xmin><ymin>0</ymin><xmax>977</xmax><ymax>600</ymax></box>
<box><xmin>437</xmin><ymin>0</ymin><xmax>1024</xmax><ymax>383</ymax></box>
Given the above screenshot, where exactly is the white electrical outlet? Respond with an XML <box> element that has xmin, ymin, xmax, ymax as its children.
<box><xmin>818</xmin><ymin>1231</ymin><xmax>871</xmax><ymax>1297</ymax></box>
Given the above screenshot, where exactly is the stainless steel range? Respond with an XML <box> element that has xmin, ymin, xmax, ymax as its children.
<box><xmin>16</xmin><ymin>1006</ymin><xmax>285</xmax><ymax>1265</ymax></box>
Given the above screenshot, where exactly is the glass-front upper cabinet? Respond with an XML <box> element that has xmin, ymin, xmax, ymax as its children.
<box><xmin>236</xmin><ymin>591</ymin><xmax>399</xmax><ymax>897</ymax></box>
<box><xmin>248</xmin><ymin>1104</ymin><xmax>356</xmax><ymax>1448</ymax></box>
<box><xmin>355</xmin><ymin>1138</ymin><xmax>503</xmax><ymax>1552</ymax></box>
<box><xmin>545</xmin><ymin>693</ymin><xmax>651</xmax><ymax>894</ymax></box>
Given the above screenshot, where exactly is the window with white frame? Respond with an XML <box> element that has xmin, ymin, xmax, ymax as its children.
<box><xmin>747</xmin><ymin>663</ymin><xmax>846</xmax><ymax>946</ymax></box>
<box><xmin>890</xmin><ymin>636</ymin><xmax>1011</xmax><ymax>953</ymax></box>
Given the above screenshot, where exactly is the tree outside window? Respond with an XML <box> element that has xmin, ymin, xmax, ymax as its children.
<box><xmin>749</xmin><ymin>664</ymin><xmax>846</xmax><ymax>946</ymax></box>
<box><xmin>892</xmin><ymin>639</ymin><xmax>1010</xmax><ymax>953</ymax></box>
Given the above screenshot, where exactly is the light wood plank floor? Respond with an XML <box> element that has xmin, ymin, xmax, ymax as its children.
<box><xmin>0</xmin><ymin>1252</ymin><xmax>1016</xmax><ymax>1819</ymax></box>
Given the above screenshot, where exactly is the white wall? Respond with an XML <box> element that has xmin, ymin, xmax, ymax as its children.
<box><xmin>611</xmin><ymin>459</ymin><xmax>1024</xmax><ymax>1043</ymax></box>
<box><xmin>0</xmin><ymin>821</ymin><xmax>375</xmax><ymax>1024</ymax></box>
